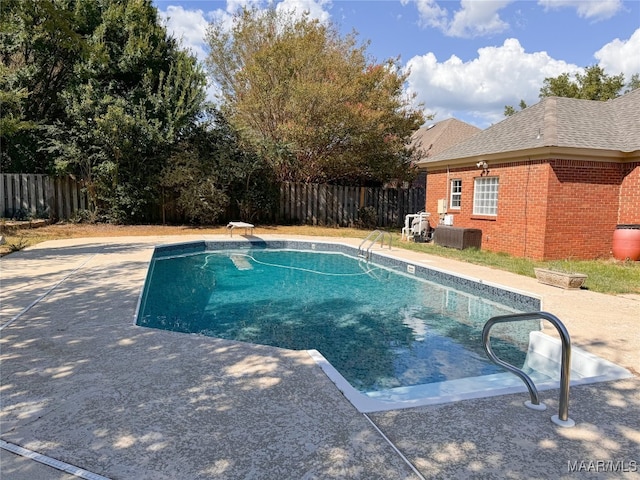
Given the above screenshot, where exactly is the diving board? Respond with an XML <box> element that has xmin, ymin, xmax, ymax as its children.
<box><xmin>227</xmin><ymin>221</ymin><xmax>255</xmax><ymax>236</ymax></box>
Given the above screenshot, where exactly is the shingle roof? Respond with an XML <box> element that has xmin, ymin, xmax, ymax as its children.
<box><xmin>417</xmin><ymin>88</ymin><xmax>640</xmax><ymax>166</ymax></box>
<box><xmin>411</xmin><ymin>118</ymin><xmax>481</xmax><ymax>160</ymax></box>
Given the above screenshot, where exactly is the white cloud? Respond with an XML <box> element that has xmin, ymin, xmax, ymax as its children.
<box><xmin>157</xmin><ymin>1</ymin><xmax>332</xmax><ymax>102</ymax></box>
<box><xmin>538</xmin><ymin>0</ymin><xmax>623</xmax><ymax>21</ymax></box>
<box><xmin>226</xmin><ymin>0</ymin><xmax>263</xmax><ymax>14</ymax></box>
<box><xmin>594</xmin><ymin>28</ymin><xmax>640</xmax><ymax>80</ymax></box>
<box><xmin>409</xmin><ymin>0</ymin><xmax>513</xmax><ymax>38</ymax></box>
<box><xmin>405</xmin><ymin>38</ymin><xmax>581</xmax><ymax>127</ymax></box>
<box><xmin>159</xmin><ymin>1</ymin><xmax>332</xmax><ymax>60</ymax></box>
<box><xmin>413</xmin><ymin>0</ymin><xmax>449</xmax><ymax>30</ymax></box>
<box><xmin>447</xmin><ymin>0</ymin><xmax>512</xmax><ymax>38</ymax></box>
<box><xmin>159</xmin><ymin>6</ymin><xmax>209</xmax><ymax>61</ymax></box>
<box><xmin>158</xmin><ymin>5</ymin><xmax>228</xmax><ymax>102</ymax></box>
<box><xmin>275</xmin><ymin>0</ymin><xmax>332</xmax><ymax>24</ymax></box>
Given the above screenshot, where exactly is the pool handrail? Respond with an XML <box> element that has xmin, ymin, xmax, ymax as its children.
<box><xmin>482</xmin><ymin>311</ymin><xmax>575</xmax><ymax>427</ymax></box>
<box><xmin>358</xmin><ymin>230</ymin><xmax>392</xmax><ymax>260</ymax></box>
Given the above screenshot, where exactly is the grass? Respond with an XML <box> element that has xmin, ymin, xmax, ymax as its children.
<box><xmin>1</xmin><ymin>221</ymin><xmax>639</xmax><ymax>295</ymax></box>
<box><xmin>388</xmin><ymin>232</ymin><xmax>640</xmax><ymax>295</ymax></box>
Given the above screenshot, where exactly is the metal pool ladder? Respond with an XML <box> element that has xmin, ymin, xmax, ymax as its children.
<box><xmin>482</xmin><ymin>311</ymin><xmax>575</xmax><ymax>427</ymax></box>
<box><xmin>358</xmin><ymin>230</ymin><xmax>392</xmax><ymax>260</ymax></box>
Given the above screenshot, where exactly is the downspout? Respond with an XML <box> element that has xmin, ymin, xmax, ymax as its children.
<box><xmin>446</xmin><ymin>166</ymin><xmax>450</xmax><ymax>201</ymax></box>
<box><xmin>445</xmin><ymin>166</ymin><xmax>450</xmax><ymax>225</ymax></box>
<box><xmin>524</xmin><ymin>160</ymin><xmax>531</xmax><ymax>257</ymax></box>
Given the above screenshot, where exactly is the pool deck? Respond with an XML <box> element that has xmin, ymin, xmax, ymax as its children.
<box><xmin>1</xmin><ymin>235</ymin><xmax>638</xmax><ymax>479</ymax></box>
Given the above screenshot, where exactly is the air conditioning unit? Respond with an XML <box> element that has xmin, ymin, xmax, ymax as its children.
<box><xmin>437</xmin><ymin>199</ymin><xmax>447</xmax><ymax>214</ymax></box>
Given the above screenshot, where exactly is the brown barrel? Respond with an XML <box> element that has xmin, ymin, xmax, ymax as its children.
<box><xmin>612</xmin><ymin>224</ymin><xmax>640</xmax><ymax>261</ymax></box>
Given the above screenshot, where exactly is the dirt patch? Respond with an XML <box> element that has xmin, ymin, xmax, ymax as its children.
<box><xmin>0</xmin><ymin>222</ymin><xmax>369</xmax><ymax>256</ymax></box>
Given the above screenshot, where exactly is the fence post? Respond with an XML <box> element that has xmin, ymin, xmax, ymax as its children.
<box><xmin>8</xmin><ymin>174</ymin><xmax>17</xmax><ymax>216</ymax></box>
<box><xmin>37</xmin><ymin>175</ymin><xmax>47</xmax><ymax>217</ymax></box>
<box><xmin>305</xmin><ymin>183</ymin><xmax>312</xmax><ymax>224</ymax></box>
<box><xmin>279</xmin><ymin>182</ymin><xmax>285</xmax><ymax>223</ymax></box>
<box><xmin>319</xmin><ymin>184</ymin><xmax>327</xmax><ymax>225</ymax></box>
<box><xmin>311</xmin><ymin>183</ymin><xmax>318</xmax><ymax>225</ymax></box>
<box><xmin>337</xmin><ymin>185</ymin><xmax>343</xmax><ymax>226</ymax></box>
<box><xmin>300</xmin><ymin>183</ymin><xmax>307</xmax><ymax>224</ymax></box>
<box><xmin>0</xmin><ymin>174</ymin><xmax>6</xmax><ymax>217</ymax></box>
<box><xmin>46</xmin><ymin>176</ymin><xmax>55</xmax><ymax>220</ymax></box>
<box><xmin>71</xmin><ymin>178</ymin><xmax>79</xmax><ymax>217</ymax></box>
<box><xmin>348</xmin><ymin>186</ymin><xmax>356</xmax><ymax>226</ymax></box>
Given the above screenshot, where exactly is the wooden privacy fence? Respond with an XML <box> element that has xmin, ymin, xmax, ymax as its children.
<box><xmin>1</xmin><ymin>174</ymin><xmax>88</xmax><ymax>220</ymax></box>
<box><xmin>2</xmin><ymin>174</ymin><xmax>425</xmax><ymax>227</ymax></box>
<box><xmin>278</xmin><ymin>182</ymin><xmax>425</xmax><ymax>228</ymax></box>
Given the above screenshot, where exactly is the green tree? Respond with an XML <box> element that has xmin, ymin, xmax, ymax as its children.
<box><xmin>206</xmin><ymin>8</ymin><xmax>424</xmax><ymax>184</ymax></box>
<box><xmin>0</xmin><ymin>63</ymin><xmax>36</xmax><ymax>144</ymax></box>
<box><xmin>160</xmin><ymin>108</ymin><xmax>277</xmax><ymax>224</ymax></box>
<box><xmin>504</xmin><ymin>65</ymin><xmax>637</xmax><ymax>117</ymax></box>
<box><xmin>540</xmin><ymin>65</ymin><xmax>625</xmax><ymax>100</ymax></box>
<box><xmin>625</xmin><ymin>73</ymin><xmax>640</xmax><ymax>93</ymax></box>
<box><xmin>38</xmin><ymin>0</ymin><xmax>206</xmax><ymax>222</ymax></box>
<box><xmin>504</xmin><ymin>99</ymin><xmax>528</xmax><ymax>117</ymax></box>
<box><xmin>0</xmin><ymin>0</ymin><xmax>88</xmax><ymax>172</ymax></box>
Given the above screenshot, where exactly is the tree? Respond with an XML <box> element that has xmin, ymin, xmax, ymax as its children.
<box><xmin>0</xmin><ymin>0</ymin><xmax>88</xmax><ymax>172</ymax></box>
<box><xmin>206</xmin><ymin>8</ymin><xmax>424</xmax><ymax>184</ymax></box>
<box><xmin>504</xmin><ymin>65</ymin><xmax>637</xmax><ymax>117</ymax></box>
<box><xmin>0</xmin><ymin>63</ymin><xmax>36</xmax><ymax>158</ymax></box>
<box><xmin>625</xmin><ymin>73</ymin><xmax>640</xmax><ymax>93</ymax></box>
<box><xmin>160</xmin><ymin>108</ymin><xmax>278</xmax><ymax>224</ymax></box>
<box><xmin>540</xmin><ymin>65</ymin><xmax>625</xmax><ymax>100</ymax></box>
<box><xmin>504</xmin><ymin>99</ymin><xmax>528</xmax><ymax>117</ymax></box>
<box><xmin>26</xmin><ymin>0</ymin><xmax>208</xmax><ymax>222</ymax></box>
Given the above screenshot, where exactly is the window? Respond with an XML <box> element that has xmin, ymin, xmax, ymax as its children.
<box><xmin>450</xmin><ymin>179</ymin><xmax>462</xmax><ymax>209</ymax></box>
<box><xmin>473</xmin><ymin>177</ymin><xmax>499</xmax><ymax>216</ymax></box>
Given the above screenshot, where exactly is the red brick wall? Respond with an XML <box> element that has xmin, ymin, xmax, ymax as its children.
<box><xmin>426</xmin><ymin>162</ymin><xmax>550</xmax><ymax>259</ymax></box>
<box><xmin>618</xmin><ymin>162</ymin><xmax>640</xmax><ymax>224</ymax></box>
<box><xmin>544</xmin><ymin>160</ymin><xmax>622</xmax><ymax>259</ymax></box>
<box><xmin>425</xmin><ymin>159</ymin><xmax>637</xmax><ymax>260</ymax></box>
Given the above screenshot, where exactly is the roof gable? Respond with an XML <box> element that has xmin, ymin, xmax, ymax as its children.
<box><xmin>411</xmin><ymin>118</ymin><xmax>481</xmax><ymax>160</ymax></box>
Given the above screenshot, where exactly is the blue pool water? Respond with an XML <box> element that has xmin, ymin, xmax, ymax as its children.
<box><xmin>137</xmin><ymin>246</ymin><xmax>540</xmax><ymax>393</ymax></box>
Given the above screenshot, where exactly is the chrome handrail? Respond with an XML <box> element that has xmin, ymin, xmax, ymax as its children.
<box><xmin>358</xmin><ymin>230</ymin><xmax>392</xmax><ymax>260</ymax></box>
<box><xmin>482</xmin><ymin>311</ymin><xmax>574</xmax><ymax>427</ymax></box>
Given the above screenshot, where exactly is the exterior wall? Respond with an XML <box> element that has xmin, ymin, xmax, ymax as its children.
<box><xmin>425</xmin><ymin>158</ymin><xmax>630</xmax><ymax>260</ymax></box>
<box><xmin>426</xmin><ymin>161</ymin><xmax>549</xmax><ymax>259</ymax></box>
<box><xmin>544</xmin><ymin>160</ymin><xmax>623</xmax><ymax>259</ymax></box>
<box><xmin>618</xmin><ymin>162</ymin><xmax>640</xmax><ymax>224</ymax></box>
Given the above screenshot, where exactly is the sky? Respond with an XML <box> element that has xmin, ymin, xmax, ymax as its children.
<box><xmin>152</xmin><ymin>0</ymin><xmax>640</xmax><ymax>128</ymax></box>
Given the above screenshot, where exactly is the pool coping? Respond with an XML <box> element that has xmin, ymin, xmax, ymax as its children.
<box><xmin>311</xmin><ymin>332</ymin><xmax>634</xmax><ymax>413</ymax></box>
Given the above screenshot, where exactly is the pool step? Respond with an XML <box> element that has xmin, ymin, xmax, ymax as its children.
<box><xmin>230</xmin><ymin>254</ymin><xmax>253</xmax><ymax>270</ymax></box>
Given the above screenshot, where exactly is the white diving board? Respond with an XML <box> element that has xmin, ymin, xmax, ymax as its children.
<box><xmin>227</xmin><ymin>222</ymin><xmax>255</xmax><ymax>236</ymax></box>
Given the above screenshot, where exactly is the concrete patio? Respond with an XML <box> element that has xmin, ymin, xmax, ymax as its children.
<box><xmin>1</xmin><ymin>235</ymin><xmax>638</xmax><ymax>479</ymax></box>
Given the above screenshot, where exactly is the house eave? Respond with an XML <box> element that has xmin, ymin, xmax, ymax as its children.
<box><xmin>418</xmin><ymin>146</ymin><xmax>640</xmax><ymax>172</ymax></box>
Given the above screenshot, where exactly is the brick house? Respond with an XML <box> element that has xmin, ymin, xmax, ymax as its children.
<box><xmin>416</xmin><ymin>88</ymin><xmax>640</xmax><ymax>260</ymax></box>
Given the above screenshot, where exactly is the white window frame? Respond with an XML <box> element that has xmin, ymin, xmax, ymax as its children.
<box><xmin>450</xmin><ymin>179</ymin><xmax>462</xmax><ymax>210</ymax></box>
<box><xmin>473</xmin><ymin>177</ymin><xmax>499</xmax><ymax>216</ymax></box>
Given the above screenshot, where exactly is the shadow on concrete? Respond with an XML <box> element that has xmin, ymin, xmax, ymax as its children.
<box><xmin>1</xmin><ymin>244</ymin><xmax>419</xmax><ymax>479</ymax></box>
<box><xmin>370</xmin><ymin>377</ymin><xmax>640</xmax><ymax>479</ymax></box>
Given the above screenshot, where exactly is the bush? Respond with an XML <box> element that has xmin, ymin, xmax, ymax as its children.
<box><xmin>357</xmin><ymin>206</ymin><xmax>378</xmax><ymax>229</ymax></box>
<box><xmin>69</xmin><ymin>209</ymin><xmax>97</xmax><ymax>224</ymax></box>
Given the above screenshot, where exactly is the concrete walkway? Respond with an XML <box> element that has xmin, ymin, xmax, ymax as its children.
<box><xmin>1</xmin><ymin>235</ymin><xmax>638</xmax><ymax>479</ymax></box>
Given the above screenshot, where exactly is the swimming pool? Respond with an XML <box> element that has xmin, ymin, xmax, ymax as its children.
<box><xmin>136</xmin><ymin>240</ymin><xmax>633</xmax><ymax>412</ymax></box>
